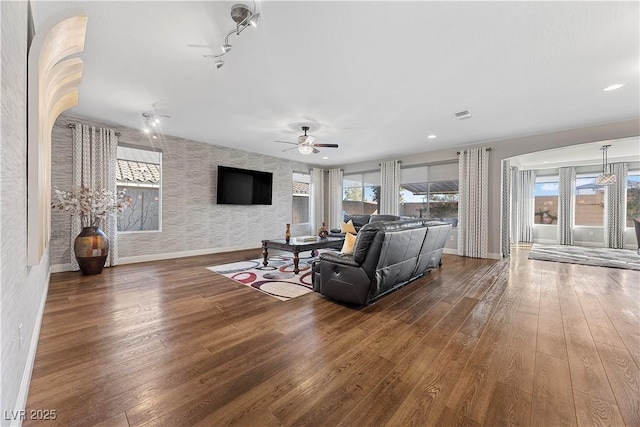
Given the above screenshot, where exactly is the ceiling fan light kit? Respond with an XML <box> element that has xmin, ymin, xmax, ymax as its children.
<box><xmin>277</xmin><ymin>125</ymin><xmax>339</xmax><ymax>156</ymax></box>
<box><xmin>298</xmin><ymin>145</ymin><xmax>315</xmax><ymax>155</ymax></box>
<box><xmin>206</xmin><ymin>3</ymin><xmax>259</xmax><ymax>70</ymax></box>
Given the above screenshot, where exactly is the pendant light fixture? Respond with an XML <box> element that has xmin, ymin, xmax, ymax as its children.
<box><xmin>595</xmin><ymin>144</ymin><xmax>617</xmax><ymax>186</ymax></box>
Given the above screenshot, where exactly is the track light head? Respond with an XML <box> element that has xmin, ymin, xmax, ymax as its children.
<box><xmin>215</xmin><ymin>59</ymin><xmax>224</xmax><ymax>69</ymax></box>
<box><xmin>222</xmin><ymin>43</ymin><xmax>232</xmax><ymax>53</ymax></box>
<box><xmin>249</xmin><ymin>12</ymin><xmax>260</xmax><ymax>27</ymax></box>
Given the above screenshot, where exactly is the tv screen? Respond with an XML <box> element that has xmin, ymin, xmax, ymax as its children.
<box><xmin>216</xmin><ymin>166</ymin><xmax>273</xmax><ymax>205</ymax></box>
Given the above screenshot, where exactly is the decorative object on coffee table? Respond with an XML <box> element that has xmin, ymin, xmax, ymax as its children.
<box><xmin>285</xmin><ymin>223</ymin><xmax>291</xmax><ymax>243</ymax></box>
<box><xmin>51</xmin><ymin>186</ymin><xmax>132</xmax><ymax>275</ymax></box>
<box><xmin>318</xmin><ymin>222</ymin><xmax>329</xmax><ymax>238</ymax></box>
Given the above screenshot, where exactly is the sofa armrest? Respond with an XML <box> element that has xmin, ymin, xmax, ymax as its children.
<box><xmin>314</xmin><ymin>253</ymin><xmax>372</xmax><ymax>305</ymax></box>
<box><xmin>319</xmin><ymin>252</ymin><xmax>360</xmax><ymax>267</ymax></box>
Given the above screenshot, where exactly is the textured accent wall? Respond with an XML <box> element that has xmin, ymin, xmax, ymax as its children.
<box><xmin>1</xmin><ymin>1</ymin><xmax>52</xmax><ymax>417</ymax></box>
<box><xmin>50</xmin><ymin>115</ymin><xmax>312</xmax><ymax>267</ymax></box>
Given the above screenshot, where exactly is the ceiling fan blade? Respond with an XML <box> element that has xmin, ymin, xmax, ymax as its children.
<box><xmin>313</xmin><ymin>148</ymin><xmax>320</xmax><ymax>154</ymax></box>
<box><xmin>276</xmin><ymin>140</ymin><xmax>298</xmax><ymax>145</ymax></box>
<box><xmin>281</xmin><ymin>146</ymin><xmax>298</xmax><ymax>152</ymax></box>
<box><xmin>312</xmin><ymin>144</ymin><xmax>339</xmax><ymax>148</ymax></box>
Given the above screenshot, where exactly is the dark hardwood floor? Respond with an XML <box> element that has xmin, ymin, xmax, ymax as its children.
<box><xmin>24</xmin><ymin>247</ymin><xmax>640</xmax><ymax>426</ymax></box>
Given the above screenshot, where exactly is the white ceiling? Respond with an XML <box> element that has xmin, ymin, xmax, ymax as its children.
<box><xmin>32</xmin><ymin>1</ymin><xmax>640</xmax><ymax>166</ymax></box>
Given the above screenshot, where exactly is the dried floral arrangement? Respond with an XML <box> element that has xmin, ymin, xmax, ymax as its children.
<box><xmin>51</xmin><ymin>186</ymin><xmax>133</xmax><ymax>228</ymax></box>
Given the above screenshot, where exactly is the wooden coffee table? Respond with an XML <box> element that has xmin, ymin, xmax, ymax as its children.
<box><xmin>261</xmin><ymin>236</ymin><xmax>344</xmax><ymax>274</ymax></box>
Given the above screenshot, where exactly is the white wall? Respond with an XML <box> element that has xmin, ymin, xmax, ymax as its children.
<box><xmin>1</xmin><ymin>1</ymin><xmax>52</xmax><ymax>420</ymax></box>
<box><xmin>50</xmin><ymin>115</ymin><xmax>313</xmax><ymax>269</ymax></box>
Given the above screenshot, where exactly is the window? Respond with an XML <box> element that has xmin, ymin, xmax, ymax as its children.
<box><xmin>534</xmin><ymin>175</ymin><xmax>558</xmax><ymax>224</ymax></box>
<box><xmin>116</xmin><ymin>146</ymin><xmax>162</xmax><ymax>232</ymax></box>
<box><xmin>575</xmin><ymin>174</ymin><xmax>604</xmax><ymax>226</ymax></box>
<box><xmin>399</xmin><ymin>181</ymin><xmax>459</xmax><ymax>221</ymax></box>
<box><xmin>342</xmin><ymin>172</ymin><xmax>379</xmax><ymax>215</ymax></box>
<box><xmin>627</xmin><ymin>171</ymin><xmax>640</xmax><ymax>227</ymax></box>
<box><xmin>398</xmin><ymin>164</ymin><xmax>459</xmax><ymax>223</ymax></box>
<box><xmin>292</xmin><ymin>172</ymin><xmax>309</xmax><ymax>224</ymax></box>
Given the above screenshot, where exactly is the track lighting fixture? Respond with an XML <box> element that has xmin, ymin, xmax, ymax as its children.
<box><xmin>205</xmin><ymin>3</ymin><xmax>260</xmax><ymax>70</ymax></box>
<box><xmin>141</xmin><ymin>112</ymin><xmax>169</xmax><ymax>140</ymax></box>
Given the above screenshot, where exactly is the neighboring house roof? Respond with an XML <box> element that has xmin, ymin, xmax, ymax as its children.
<box><xmin>293</xmin><ymin>181</ymin><xmax>309</xmax><ymax>195</ymax></box>
<box><xmin>116</xmin><ymin>160</ymin><xmax>160</xmax><ymax>183</ymax></box>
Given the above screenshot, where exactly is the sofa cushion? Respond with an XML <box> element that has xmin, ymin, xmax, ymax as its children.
<box><xmin>341</xmin><ymin>232</ymin><xmax>357</xmax><ymax>254</ymax></box>
<box><xmin>369</xmin><ymin>214</ymin><xmax>400</xmax><ymax>223</ymax></box>
<box><xmin>344</xmin><ymin>214</ymin><xmax>371</xmax><ymax>230</ymax></box>
<box><xmin>340</xmin><ymin>219</ymin><xmax>357</xmax><ymax>234</ymax></box>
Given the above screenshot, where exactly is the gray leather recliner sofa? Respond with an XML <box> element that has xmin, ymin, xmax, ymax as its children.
<box><xmin>328</xmin><ymin>214</ymin><xmax>402</xmax><ymax>237</ymax></box>
<box><xmin>313</xmin><ymin>219</ymin><xmax>451</xmax><ymax>305</ymax></box>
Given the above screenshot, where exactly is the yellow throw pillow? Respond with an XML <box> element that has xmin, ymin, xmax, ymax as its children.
<box><xmin>340</xmin><ymin>219</ymin><xmax>357</xmax><ymax>234</ymax></box>
<box><xmin>341</xmin><ymin>232</ymin><xmax>357</xmax><ymax>255</ymax></box>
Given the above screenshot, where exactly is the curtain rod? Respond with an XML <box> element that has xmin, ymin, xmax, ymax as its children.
<box><xmin>68</xmin><ymin>123</ymin><xmax>121</xmax><ymax>137</ymax></box>
<box><xmin>457</xmin><ymin>147</ymin><xmax>492</xmax><ymax>155</ymax></box>
<box><xmin>378</xmin><ymin>160</ymin><xmax>402</xmax><ymax>166</ymax></box>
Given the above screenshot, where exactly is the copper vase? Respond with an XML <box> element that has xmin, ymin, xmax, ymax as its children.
<box><xmin>74</xmin><ymin>226</ymin><xmax>109</xmax><ymax>275</ymax></box>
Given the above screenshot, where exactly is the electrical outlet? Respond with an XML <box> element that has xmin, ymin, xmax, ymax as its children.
<box><xmin>18</xmin><ymin>323</ymin><xmax>24</xmax><ymax>350</ymax></box>
<box><xmin>589</xmin><ymin>231</ymin><xmax>595</xmax><ymax>236</ymax></box>
<box><xmin>450</xmin><ymin>235</ymin><xmax>455</xmax><ymax>241</ymax></box>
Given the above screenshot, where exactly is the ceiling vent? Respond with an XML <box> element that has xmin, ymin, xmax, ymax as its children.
<box><xmin>454</xmin><ymin>110</ymin><xmax>473</xmax><ymax>120</ymax></box>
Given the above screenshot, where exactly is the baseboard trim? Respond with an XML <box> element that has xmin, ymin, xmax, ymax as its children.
<box><xmin>12</xmin><ymin>268</ymin><xmax>50</xmax><ymax>427</ymax></box>
<box><xmin>118</xmin><ymin>244</ymin><xmax>261</xmax><ymax>265</ymax></box>
<box><xmin>51</xmin><ymin>244</ymin><xmax>263</xmax><ymax>272</ymax></box>
<box><xmin>444</xmin><ymin>248</ymin><xmax>501</xmax><ymax>260</ymax></box>
<box><xmin>50</xmin><ymin>263</ymin><xmax>72</xmax><ymax>273</ymax></box>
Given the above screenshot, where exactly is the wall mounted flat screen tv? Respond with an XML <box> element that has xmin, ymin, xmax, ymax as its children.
<box><xmin>216</xmin><ymin>165</ymin><xmax>273</xmax><ymax>205</ymax></box>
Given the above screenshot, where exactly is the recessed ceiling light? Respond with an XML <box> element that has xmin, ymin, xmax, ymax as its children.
<box><xmin>322</xmin><ymin>156</ymin><xmax>328</xmax><ymax>160</ymax></box>
<box><xmin>603</xmin><ymin>84</ymin><xmax>624</xmax><ymax>91</ymax></box>
<box><xmin>427</xmin><ymin>134</ymin><xmax>436</xmax><ymax>139</ymax></box>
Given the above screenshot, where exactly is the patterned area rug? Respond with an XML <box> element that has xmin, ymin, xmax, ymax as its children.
<box><xmin>528</xmin><ymin>243</ymin><xmax>640</xmax><ymax>271</ymax></box>
<box><xmin>207</xmin><ymin>250</ymin><xmax>335</xmax><ymax>301</ymax></box>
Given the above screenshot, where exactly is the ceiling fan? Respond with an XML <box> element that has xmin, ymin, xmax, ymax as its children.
<box><xmin>276</xmin><ymin>126</ymin><xmax>339</xmax><ymax>155</ymax></box>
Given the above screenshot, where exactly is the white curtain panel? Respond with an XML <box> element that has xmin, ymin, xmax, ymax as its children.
<box><xmin>517</xmin><ymin>170</ymin><xmax>535</xmax><ymax>243</ymax></box>
<box><xmin>309</xmin><ymin>168</ymin><xmax>325</xmax><ymax>233</ymax></box>
<box><xmin>327</xmin><ymin>168</ymin><xmax>343</xmax><ymax>229</ymax></box>
<box><xmin>501</xmin><ymin>160</ymin><xmax>511</xmax><ymax>257</ymax></box>
<box><xmin>558</xmin><ymin>166</ymin><xmax>576</xmax><ymax>245</ymax></box>
<box><xmin>458</xmin><ymin>148</ymin><xmax>490</xmax><ymax>258</ymax></box>
<box><xmin>71</xmin><ymin>124</ymin><xmax>119</xmax><ymax>269</ymax></box>
<box><xmin>379</xmin><ymin>160</ymin><xmax>400</xmax><ymax>216</ymax></box>
<box><xmin>606</xmin><ymin>162</ymin><xmax>628</xmax><ymax>249</ymax></box>
<box><xmin>510</xmin><ymin>166</ymin><xmax>519</xmax><ymax>245</ymax></box>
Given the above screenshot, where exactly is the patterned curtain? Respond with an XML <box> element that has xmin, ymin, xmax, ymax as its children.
<box><xmin>458</xmin><ymin>148</ymin><xmax>490</xmax><ymax>258</ymax></box>
<box><xmin>71</xmin><ymin>124</ymin><xmax>119</xmax><ymax>269</ymax></box>
<box><xmin>606</xmin><ymin>162</ymin><xmax>628</xmax><ymax>248</ymax></box>
<box><xmin>510</xmin><ymin>166</ymin><xmax>519</xmax><ymax>245</ymax></box>
<box><xmin>327</xmin><ymin>168</ymin><xmax>343</xmax><ymax>229</ymax></box>
<box><xmin>501</xmin><ymin>160</ymin><xmax>511</xmax><ymax>257</ymax></box>
<box><xmin>309</xmin><ymin>168</ymin><xmax>325</xmax><ymax>233</ymax></box>
<box><xmin>518</xmin><ymin>170</ymin><xmax>535</xmax><ymax>243</ymax></box>
<box><xmin>558</xmin><ymin>167</ymin><xmax>576</xmax><ymax>245</ymax></box>
<box><xmin>379</xmin><ymin>160</ymin><xmax>400</xmax><ymax>215</ymax></box>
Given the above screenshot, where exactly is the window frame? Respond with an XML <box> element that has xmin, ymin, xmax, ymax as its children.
<box><xmin>116</xmin><ymin>145</ymin><xmax>163</xmax><ymax>234</ymax></box>
<box><xmin>342</xmin><ymin>171</ymin><xmax>380</xmax><ymax>216</ymax></box>
<box><xmin>292</xmin><ymin>171</ymin><xmax>310</xmax><ymax>225</ymax></box>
